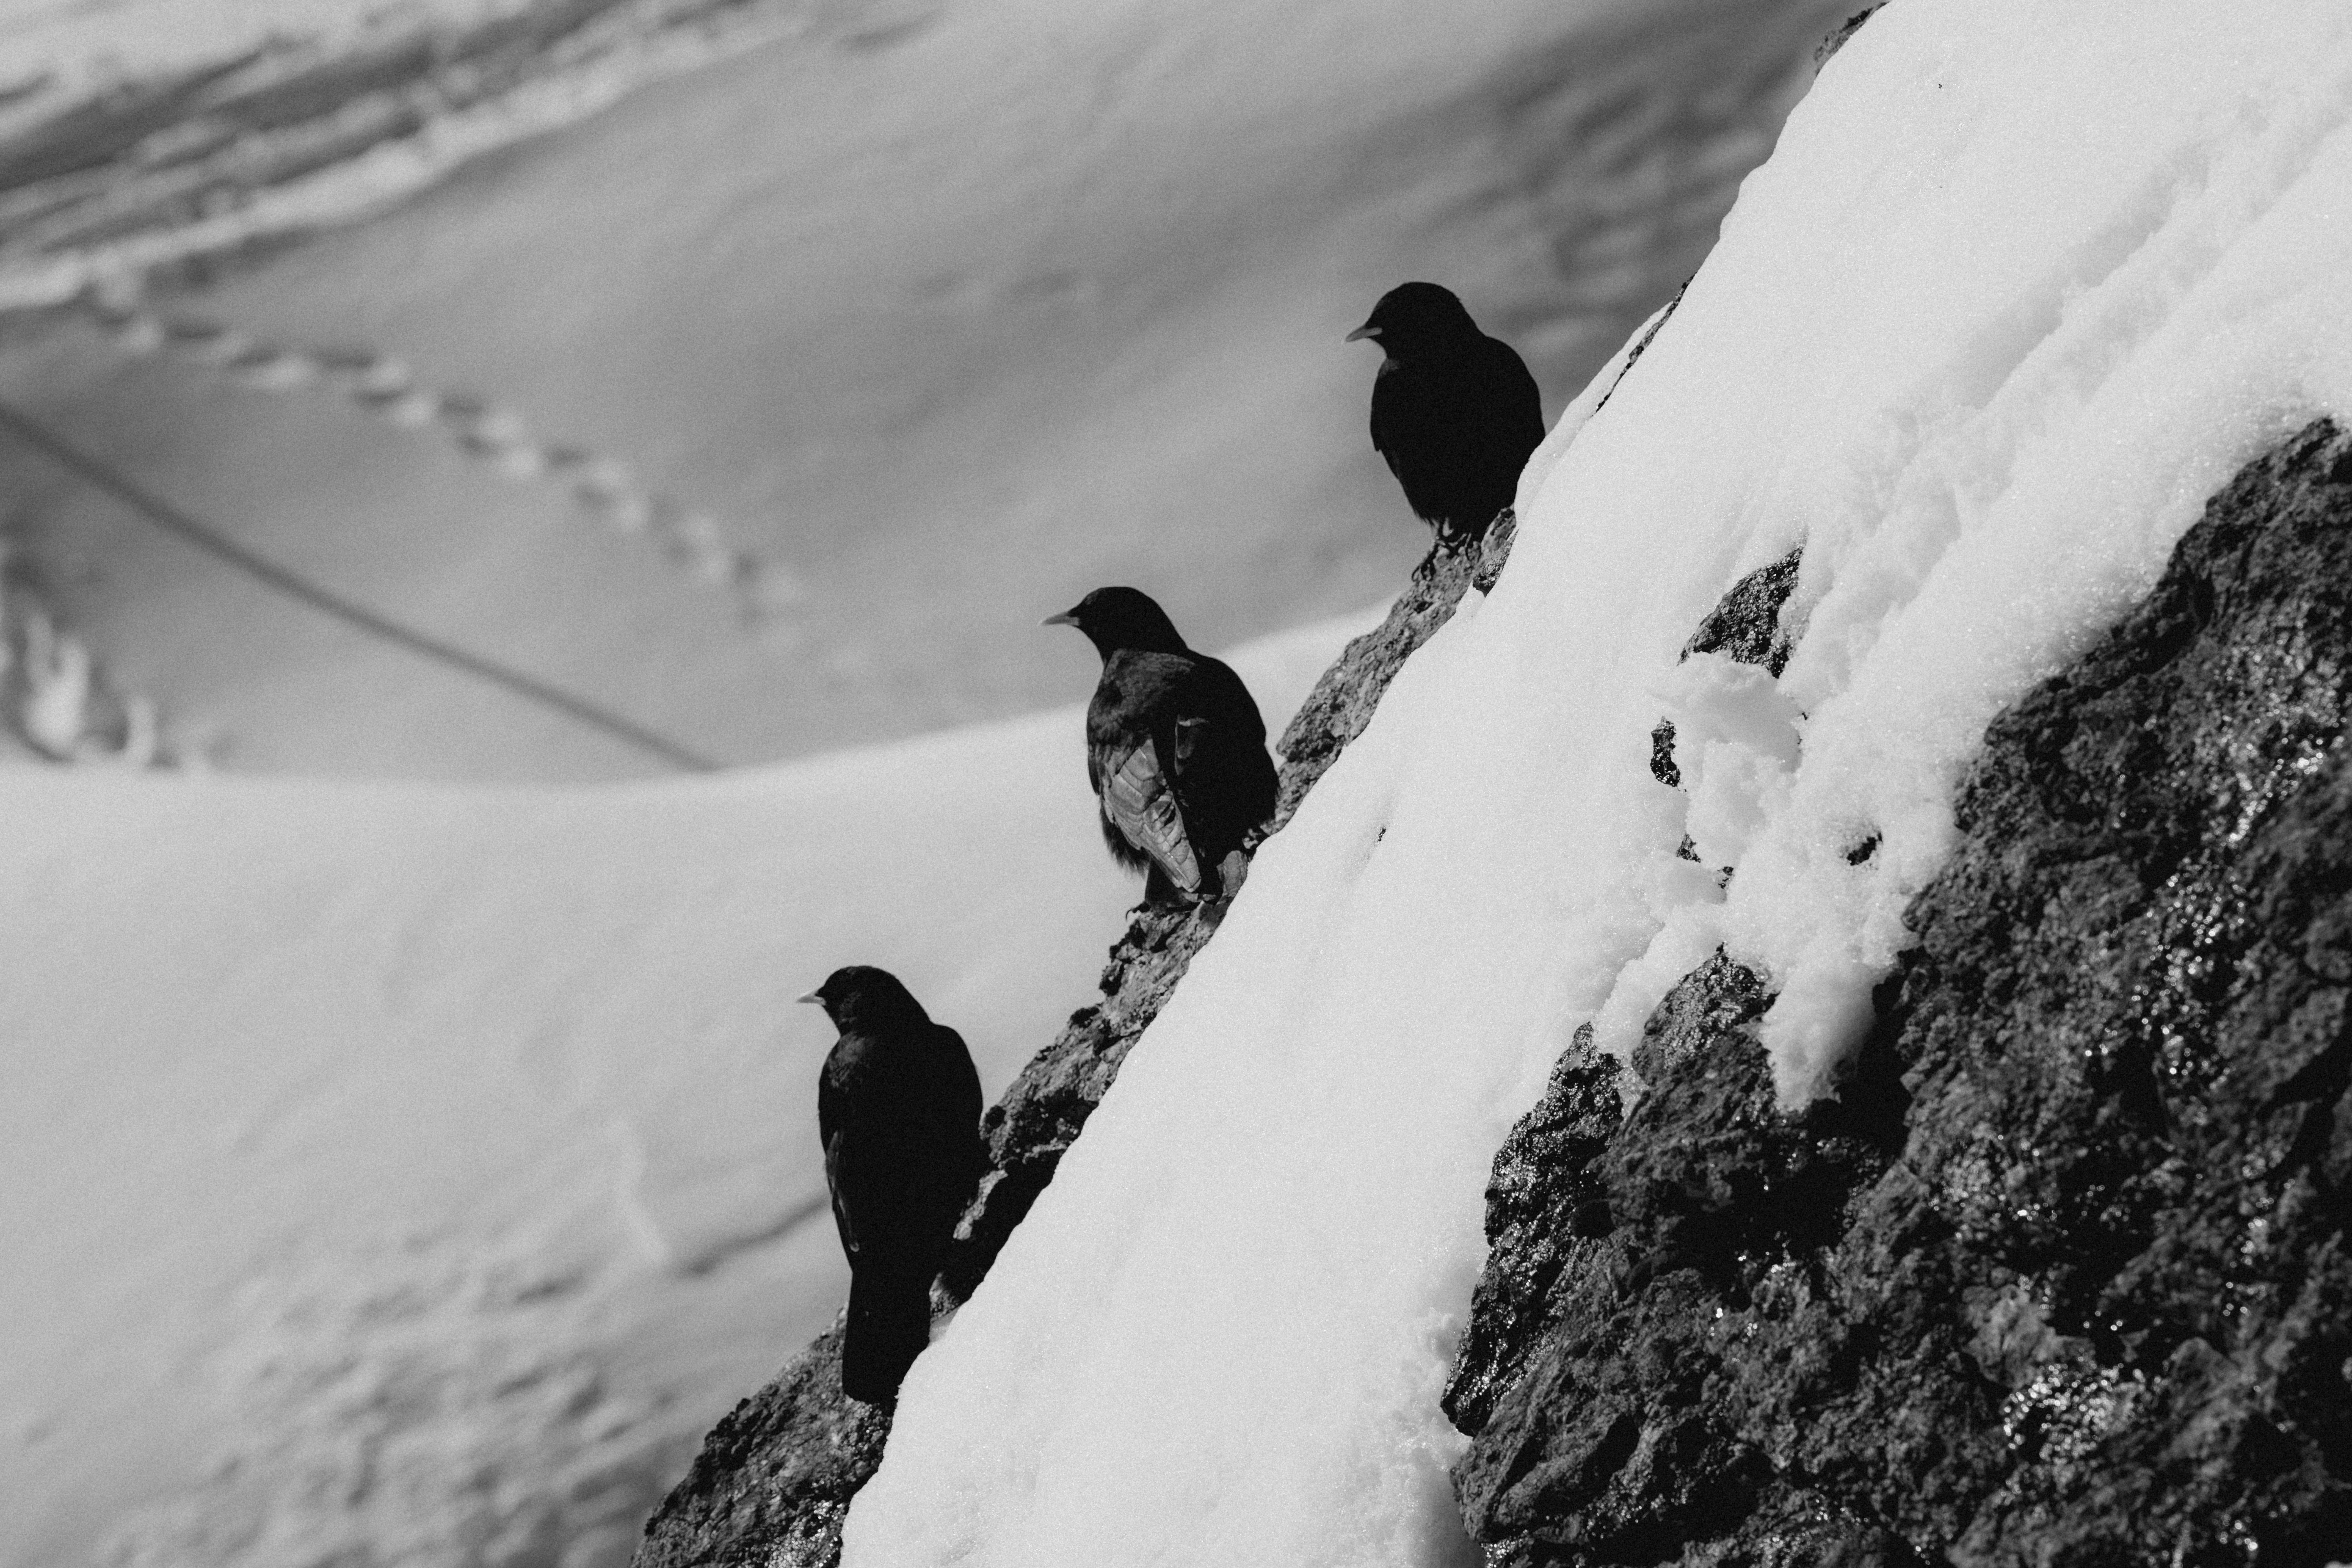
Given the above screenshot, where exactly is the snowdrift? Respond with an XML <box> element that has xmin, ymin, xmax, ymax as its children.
<box><xmin>839</xmin><ymin>4</ymin><xmax>2352</xmax><ymax>1564</ymax></box>
<box><xmin>0</xmin><ymin>613</ymin><xmax>1363</xmax><ymax>1567</ymax></box>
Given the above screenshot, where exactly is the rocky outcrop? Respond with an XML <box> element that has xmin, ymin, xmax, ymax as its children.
<box><xmin>631</xmin><ymin>517</ymin><xmax>1520</xmax><ymax>1568</ymax></box>
<box><xmin>645</xmin><ymin>421</ymin><xmax>2352</xmax><ymax>1568</ymax></box>
<box><xmin>1271</xmin><ymin>512</ymin><xmax>1518</xmax><ymax>830</ymax></box>
<box><xmin>626</xmin><ymin>1321</ymin><xmax>887</xmax><ymax>1568</ymax></box>
<box><xmin>1448</xmin><ymin>420</ymin><xmax>2352</xmax><ymax>1565</ymax></box>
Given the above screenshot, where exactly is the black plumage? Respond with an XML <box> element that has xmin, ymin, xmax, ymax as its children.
<box><xmin>800</xmin><ymin>965</ymin><xmax>984</xmax><ymax>1406</ymax></box>
<box><xmin>1348</xmin><ymin>281</ymin><xmax>1545</xmax><ymax>545</ymax></box>
<box><xmin>1044</xmin><ymin>586</ymin><xmax>1278</xmax><ymax>906</ymax></box>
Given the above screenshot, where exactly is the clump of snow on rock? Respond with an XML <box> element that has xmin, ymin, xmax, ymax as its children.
<box><xmin>844</xmin><ymin>4</ymin><xmax>2352</xmax><ymax>1564</ymax></box>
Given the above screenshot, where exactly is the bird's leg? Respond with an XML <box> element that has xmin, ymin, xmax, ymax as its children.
<box><xmin>1419</xmin><ymin>527</ymin><xmax>1471</xmax><ymax>572</ymax></box>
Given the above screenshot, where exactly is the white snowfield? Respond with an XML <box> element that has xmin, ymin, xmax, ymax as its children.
<box><xmin>846</xmin><ymin>4</ymin><xmax>2352</xmax><ymax>1565</ymax></box>
<box><xmin>0</xmin><ymin>0</ymin><xmax>1846</xmax><ymax>782</ymax></box>
<box><xmin>0</xmin><ymin>614</ymin><xmax>1365</xmax><ymax>1568</ymax></box>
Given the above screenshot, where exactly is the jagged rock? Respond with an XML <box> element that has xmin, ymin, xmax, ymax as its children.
<box><xmin>630</xmin><ymin>1320</ymin><xmax>889</xmax><ymax>1568</ymax></box>
<box><xmin>1448</xmin><ymin>420</ymin><xmax>2352</xmax><ymax>1566</ymax></box>
<box><xmin>633</xmin><ymin>520</ymin><xmax>1520</xmax><ymax>1567</ymax></box>
<box><xmin>1271</xmin><ymin>513</ymin><xmax>1518</xmax><ymax>831</ymax></box>
<box><xmin>938</xmin><ymin>901</ymin><xmax>1214</xmax><ymax>1302</ymax></box>
<box><xmin>1445</xmin><ymin>952</ymin><xmax>1909</xmax><ymax>1564</ymax></box>
<box><xmin>1680</xmin><ymin>547</ymin><xmax>1800</xmax><ymax>675</ymax></box>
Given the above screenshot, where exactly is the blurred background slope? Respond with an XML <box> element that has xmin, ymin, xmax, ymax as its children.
<box><xmin>0</xmin><ymin>0</ymin><xmax>1849</xmax><ymax>780</ymax></box>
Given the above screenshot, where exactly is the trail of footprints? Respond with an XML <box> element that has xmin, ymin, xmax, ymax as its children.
<box><xmin>78</xmin><ymin>276</ymin><xmax>806</xmax><ymax>614</ymax></box>
<box><xmin>0</xmin><ymin>277</ymin><xmax>811</xmax><ymax>770</ymax></box>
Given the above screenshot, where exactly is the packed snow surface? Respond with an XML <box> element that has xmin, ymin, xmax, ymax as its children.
<box><xmin>846</xmin><ymin>4</ymin><xmax>2352</xmax><ymax>1564</ymax></box>
<box><xmin>0</xmin><ymin>0</ymin><xmax>516</xmax><ymax>96</ymax></box>
<box><xmin>0</xmin><ymin>0</ymin><xmax>1844</xmax><ymax>779</ymax></box>
<box><xmin>0</xmin><ymin>613</ymin><xmax>1361</xmax><ymax>1568</ymax></box>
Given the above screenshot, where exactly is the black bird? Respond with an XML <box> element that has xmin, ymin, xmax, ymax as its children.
<box><xmin>1347</xmin><ymin>281</ymin><xmax>1545</xmax><ymax>545</ymax></box>
<box><xmin>1044</xmin><ymin>586</ymin><xmax>1278</xmax><ymax>907</ymax></box>
<box><xmin>800</xmin><ymin>965</ymin><xmax>984</xmax><ymax>1406</ymax></box>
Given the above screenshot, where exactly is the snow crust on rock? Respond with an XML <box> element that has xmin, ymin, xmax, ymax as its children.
<box><xmin>0</xmin><ymin>613</ymin><xmax>1362</xmax><ymax>1568</ymax></box>
<box><xmin>844</xmin><ymin>5</ymin><xmax>2352</xmax><ymax>1563</ymax></box>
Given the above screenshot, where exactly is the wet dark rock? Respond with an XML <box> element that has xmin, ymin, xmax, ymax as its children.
<box><xmin>634</xmin><ymin>506</ymin><xmax>1521</xmax><ymax>1568</ymax></box>
<box><xmin>1449</xmin><ymin>420</ymin><xmax>2352</xmax><ymax>1566</ymax></box>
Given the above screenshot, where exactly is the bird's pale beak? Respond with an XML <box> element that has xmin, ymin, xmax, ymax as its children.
<box><xmin>796</xmin><ymin>991</ymin><xmax>822</xmax><ymax>1005</ymax></box>
<box><xmin>1041</xmin><ymin>611</ymin><xmax>1079</xmax><ymax>628</ymax></box>
<box><xmin>1345</xmin><ymin>323</ymin><xmax>1381</xmax><ymax>343</ymax></box>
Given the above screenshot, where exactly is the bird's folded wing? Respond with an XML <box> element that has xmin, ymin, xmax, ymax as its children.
<box><xmin>1102</xmin><ymin>738</ymin><xmax>1202</xmax><ymax>894</ymax></box>
<box><xmin>824</xmin><ymin>1133</ymin><xmax>861</xmax><ymax>1259</ymax></box>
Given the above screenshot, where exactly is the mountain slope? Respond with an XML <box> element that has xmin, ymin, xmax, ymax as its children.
<box><xmin>798</xmin><ymin>5</ymin><xmax>2352</xmax><ymax>1563</ymax></box>
<box><xmin>0</xmin><ymin>612</ymin><xmax>1363</xmax><ymax>1568</ymax></box>
<box><xmin>0</xmin><ymin>0</ymin><xmax>1849</xmax><ymax>779</ymax></box>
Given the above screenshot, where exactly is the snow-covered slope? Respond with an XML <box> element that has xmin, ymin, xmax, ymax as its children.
<box><xmin>0</xmin><ymin>611</ymin><xmax>1365</xmax><ymax>1568</ymax></box>
<box><xmin>0</xmin><ymin>0</ymin><xmax>521</xmax><ymax>101</ymax></box>
<box><xmin>0</xmin><ymin>0</ymin><xmax>1847</xmax><ymax>780</ymax></box>
<box><xmin>841</xmin><ymin>5</ymin><xmax>2352</xmax><ymax>1563</ymax></box>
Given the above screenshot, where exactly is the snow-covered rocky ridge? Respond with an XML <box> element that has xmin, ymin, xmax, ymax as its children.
<box><xmin>0</xmin><ymin>613</ymin><xmax>1363</xmax><ymax>1568</ymax></box>
<box><xmin>646</xmin><ymin>4</ymin><xmax>2352</xmax><ymax>1565</ymax></box>
<box><xmin>635</xmin><ymin>504</ymin><xmax>1524</xmax><ymax>1568</ymax></box>
<box><xmin>1445</xmin><ymin>414</ymin><xmax>2352</xmax><ymax>1564</ymax></box>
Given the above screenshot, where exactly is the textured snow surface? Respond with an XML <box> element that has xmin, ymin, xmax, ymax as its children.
<box><xmin>0</xmin><ymin>0</ymin><xmax>510</xmax><ymax>90</ymax></box>
<box><xmin>0</xmin><ymin>0</ymin><xmax>1844</xmax><ymax>781</ymax></box>
<box><xmin>0</xmin><ymin>613</ymin><xmax>1363</xmax><ymax>1568</ymax></box>
<box><xmin>845</xmin><ymin>5</ymin><xmax>2352</xmax><ymax>1564</ymax></box>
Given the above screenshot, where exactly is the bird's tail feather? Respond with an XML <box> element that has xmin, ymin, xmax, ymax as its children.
<box><xmin>842</xmin><ymin>1265</ymin><xmax>935</xmax><ymax>1405</ymax></box>
<box><xmin>1104</xmin><ymin>739</ymin><xmax>1203</xmax><ymax>894</ymax></box>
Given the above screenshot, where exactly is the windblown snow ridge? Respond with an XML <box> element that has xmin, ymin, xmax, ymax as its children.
<box><xmin>0</xmin><ymin>0</ymin><xmax>850</xmax><ymax>312</ymax></box>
